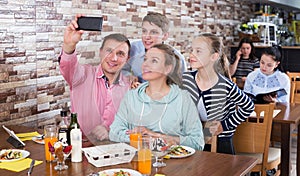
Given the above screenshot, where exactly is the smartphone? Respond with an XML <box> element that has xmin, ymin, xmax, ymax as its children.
<box><xmin>76</xmin><ymin>16</ymin><xmax>103</xmax><ymax>31</ymax></box>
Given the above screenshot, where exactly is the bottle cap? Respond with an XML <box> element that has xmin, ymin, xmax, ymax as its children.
<box><xmin>60</xmin><ymin>110</ymin><xmax>68</xmax><ymax>117</ymax></box>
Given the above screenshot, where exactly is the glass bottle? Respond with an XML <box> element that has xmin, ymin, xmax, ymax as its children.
<box><xmin>58</xmin><ymin>110</ymin><xmax>69</xmax><ymax>143</ymax></box>
<box><xmin>70</xmin><ymin>124</ymin><xmax>82</xmax><ymax>162</ymax></box>
<box><xmin>67</xmin><ymin>113</ymin><xmax>80</xmax><ymax>145</ymax></box>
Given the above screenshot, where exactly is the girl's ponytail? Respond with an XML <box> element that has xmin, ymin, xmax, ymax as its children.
<box><xmin>217</xmin><ymin>52</ymin><xmax>231</xmax><ymax>80</ymax></box>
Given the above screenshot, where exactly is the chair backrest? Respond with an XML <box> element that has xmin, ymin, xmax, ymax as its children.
<box><xmin>232</xmin><ymin>77</ymin><xmax>237</xmax><ymax>84</ymax></box>
<box><xmin>287</xmin><ymin>72</ymin><xmax>300</xmax><ymax>103</ymax></box>
<box><xmin>233</xmin><ymin>103</ymin><xmax>274</xmax><ymax>158</ymax></box>
<box><xmin>231</xmin><ymin>77</ymin><xmax>245</xmax><ymax>90</ymax></box>
<box><xmin>203</xmin><ymin>121</ymin><xmax>218</xmax><ymax>153</ymax></box>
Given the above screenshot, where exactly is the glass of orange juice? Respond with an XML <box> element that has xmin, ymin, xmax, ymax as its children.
<box><xmin>130</xmin><ymin>133</ymin><xmax>142</xmax><ymax>149</ymax></box>
<box><xmin>138</xmin><ymin>135</ymin><xmax>152</xmax><ymax>175</ymax></box>
<box><xmin>44</xmin><ymin>125</ymin><xmax>58</xmax><ymax>162</ymax></box>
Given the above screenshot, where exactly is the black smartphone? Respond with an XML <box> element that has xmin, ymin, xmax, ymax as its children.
<box><xmin>77</xmin><ymin>16</ymin><xmax>103</xmax><ymax>31</ymax></box>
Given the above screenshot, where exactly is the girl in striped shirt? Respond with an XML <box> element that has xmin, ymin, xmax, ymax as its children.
<box><xmin>229</xmin><ymin>37</ymin><xmax>260</xmax><ymax>89</ymax></box>
<box><xmin>182</xmin><ymin>33</ymin><xmax>254</xmax><ymax>154</ymax></box>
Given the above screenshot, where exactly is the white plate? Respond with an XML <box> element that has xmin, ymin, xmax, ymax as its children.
<box><xmin>98</xmin><ymin>168</ymin><xmax>142</xmax><ymax>176</ymax></box>
<box><xmin>167</xmin><ymin>145</ymin><xmax>196</xmax><ymax>159</ymax></box>
<box><xmin>0</xmin><ymin>149</ymin><xmax>30</xmax><ymax>162</ymax></box>
<box><xmin>32</xmin><ymin>136</ymin><xmax>45</xmax><ymax>144</ymax></box>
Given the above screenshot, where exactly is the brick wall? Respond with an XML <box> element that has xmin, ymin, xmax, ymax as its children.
<box><xmin>0</xmin><ymin>0</ymin><xmax>254</xmax><ymax>127</ymax></box>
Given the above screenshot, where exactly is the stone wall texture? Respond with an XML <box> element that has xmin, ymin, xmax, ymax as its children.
<box><xmin>0</xmin><ymin>0</ymin><xmax>254</xmax><ymax>128</ymax></box>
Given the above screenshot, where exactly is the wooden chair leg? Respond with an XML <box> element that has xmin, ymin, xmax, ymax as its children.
<box><xmin>210</xmin><ymin>136</ymin><xmax>217</xmax><ymax>153</ymax></box>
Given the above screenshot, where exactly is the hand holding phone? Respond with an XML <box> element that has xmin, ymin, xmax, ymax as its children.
<box><xmin>236</xmin><ymin>49</ymin><xmax>242</xmax><ymax>60</ymax></box>
<box><xmin>76</xmin><ymin>16</ymin><xmax>103</xmax><ymax>31</ymax></box>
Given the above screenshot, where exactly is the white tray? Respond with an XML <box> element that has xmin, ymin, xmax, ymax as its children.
<box><xmin>82</xmin><ymin>143</ymin><xmax>137</xmax><ymax>167</ymax></box>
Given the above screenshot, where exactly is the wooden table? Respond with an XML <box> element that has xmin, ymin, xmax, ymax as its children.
<box><xmin>272</xmin><ymin>103</ymin><xmax>300</xmax><ymax>176</ymax></box>
<box><xmin>0</xmin><ymin>126</ymin><xmax>258</xmax><ymax>176</ymax></box>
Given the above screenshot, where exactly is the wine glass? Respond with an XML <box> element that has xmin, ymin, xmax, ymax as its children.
<box><xmin>48</xmin><ymin>141</ymin><xmax>72</xmax><ymax>171</ymax></box>
<box><xmin>150</xmin><ymin>137</ymin><xmax>170</xmax><ymax>167</ymax></box>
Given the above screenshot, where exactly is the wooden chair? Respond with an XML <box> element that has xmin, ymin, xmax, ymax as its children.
<box><xmin>205</xmin><ymin>135</ymin><xmax>217</xmax><ymax>153</ymax></box>
<box><xmin>203</xmin><ymin>121</ymin><xmax>218</xmax><ymax>153</ymax></box>
<box><xmin>231</xmin><ymin>76</ymin><xmax>245</xmax><ymax>89</ymax></box>
<box><xmin>233</xmin><ymin>103</ymin><xmax>281</xmax><ymax>176</ymax></box>
<box><xmin>287</xmin><ymin>72</ymin><xmax>300</xmax><ymax>103</ymax></box>
<box><xmin>210</xmin><ymin>136</ymin><xmax>217</xmax><ymax>153</ymax></box>
<box><xmin>287</xmin><ymin>72</ymin><xmax>300</xmax><ymax>139</ymax></box>
<box><xmin>232</xmin><ymin>77</ymin><xmax>237</xmax><ymax>84</ymax></box>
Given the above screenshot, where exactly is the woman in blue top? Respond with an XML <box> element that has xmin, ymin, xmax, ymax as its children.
<box><xmin>109</xmin><ymin>44</ymin><xmax>205</xmax><ymax>150</ymax></box>
<box><xmin>244</xmin><ymin>45</ymin><xmax>290</xmax><ymax>103</ymax></box>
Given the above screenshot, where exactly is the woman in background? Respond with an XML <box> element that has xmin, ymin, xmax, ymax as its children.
<box><xmin>109</xmin><ymin>44</ymin><xmax>204</xmax><ymax>150</ymax></box>
<box><xmin>244</xmin><ymin>45</ymin><xmax>290</xmax><ymax>103</ymax></box>
<box><xmin>182</xmin><ymin>33</ymin><xmax>254</xmax><ymax>154</ymax></box>
<box><xmin>229</xmin><ymin>37</ymin><xmax>259</xmax><ymax>89</ymax></box>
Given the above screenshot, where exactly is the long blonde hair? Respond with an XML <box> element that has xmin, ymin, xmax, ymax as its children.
<box><xmin>196</xmin><ymin>33</ymin><xmax>231</xmax><ymax>79</ymax></box>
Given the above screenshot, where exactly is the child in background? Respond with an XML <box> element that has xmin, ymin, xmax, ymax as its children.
<box><xmin>229</xmin><ymin>37</ymin><xmax>259</xmax><ymax>89</ymax></box>
<box><xmin>244</xmin><ymin>45</ymin><xmax>290</xmax><ymax>103</ymax></box>
<box><xmin>123</xmin><ymin>12</ymin><xmax>187</xmax><ymax>83</ymax></box>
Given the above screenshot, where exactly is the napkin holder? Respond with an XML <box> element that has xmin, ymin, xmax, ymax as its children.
<box><xmin>6</xmin><ymin>136</ymin><xmax>25</xmax><ymax>148</ymax></box>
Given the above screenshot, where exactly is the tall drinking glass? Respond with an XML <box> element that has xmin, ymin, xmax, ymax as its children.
<box><xmin>130</xmin><ymin>133</ymin><xmax>142</xmax><ymax>149</ymax></box>
<box><xmin>138</xmin><ymin>135</ymin><xmax>152</xmax><ymax>176</ymax></box>
<box><xmin>44</xmin><ymin>125</ymin><xmax>58</xmax><ymax>162</ymax></box>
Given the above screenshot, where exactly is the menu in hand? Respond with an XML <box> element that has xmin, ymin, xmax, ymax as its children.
<box><xmin>245</xmin><ymin>88</ymin><xmax>287</xmax><ymax>104</ymax></box>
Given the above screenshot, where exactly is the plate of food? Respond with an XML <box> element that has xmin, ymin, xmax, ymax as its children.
<box><xmin>32</xmin><ymin>135</ymin><xmax>44</xmax><ymax>144</ymax></box>
<box><xmin>167</xmin><ymin>145</ymin><xmax>195</xmax><ymax>159</ymax></box>
<box><xmin>98</xmin><ymin>168</ymin><xmax>142</xmax><ymax>176</ymax></box>
<box><xmin>0</xmin><ymin>149</ymin><xmax>30</xmax><ymax>162</ymax></box>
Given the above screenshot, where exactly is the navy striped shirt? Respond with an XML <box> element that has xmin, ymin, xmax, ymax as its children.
<box><xmin>182</xmin><ymin>71</ymin><xmax>254</xmax><ymax>138</ymax></box>
<box><xmin>231</xmin><ymin>57</ymin><xmax>260</xmax><ymax>78</ymax></box>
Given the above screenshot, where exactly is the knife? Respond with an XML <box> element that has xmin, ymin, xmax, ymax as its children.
<box><xmin>27</xmin><ymin>159</ymin><xmax>35</xmax><ymax>175</ymax></box>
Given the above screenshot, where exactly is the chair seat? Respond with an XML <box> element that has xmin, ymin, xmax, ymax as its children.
<box><xmin>233</xmin><ymin>104</ymin><xmax>281</xmax><ymax>176</ymax></box>
<box><xmin>236</xmin><ymin>147</ymin><xmax>281</xmax><ymax>164</ymax></box>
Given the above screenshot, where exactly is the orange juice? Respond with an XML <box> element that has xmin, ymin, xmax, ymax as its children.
<box><xmin>130</xmin><ymin>133</ymin><xmax>142</xmax><ymax>149</ymax></box>
<box><xmin>138</xmin><ymin>148</ymin><xmax>152</xmax><ymax>174</ymax></box>
<box><xmin>44</xmin><ymin>137</ymin><xmax>58</xmax><ymax>161</ymax></box>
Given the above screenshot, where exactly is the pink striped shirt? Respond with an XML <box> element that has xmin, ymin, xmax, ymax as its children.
<box><xmin>59</xmin><ymin>51</ymin><xmax>130</xmax><ymax>136</ymax></box>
